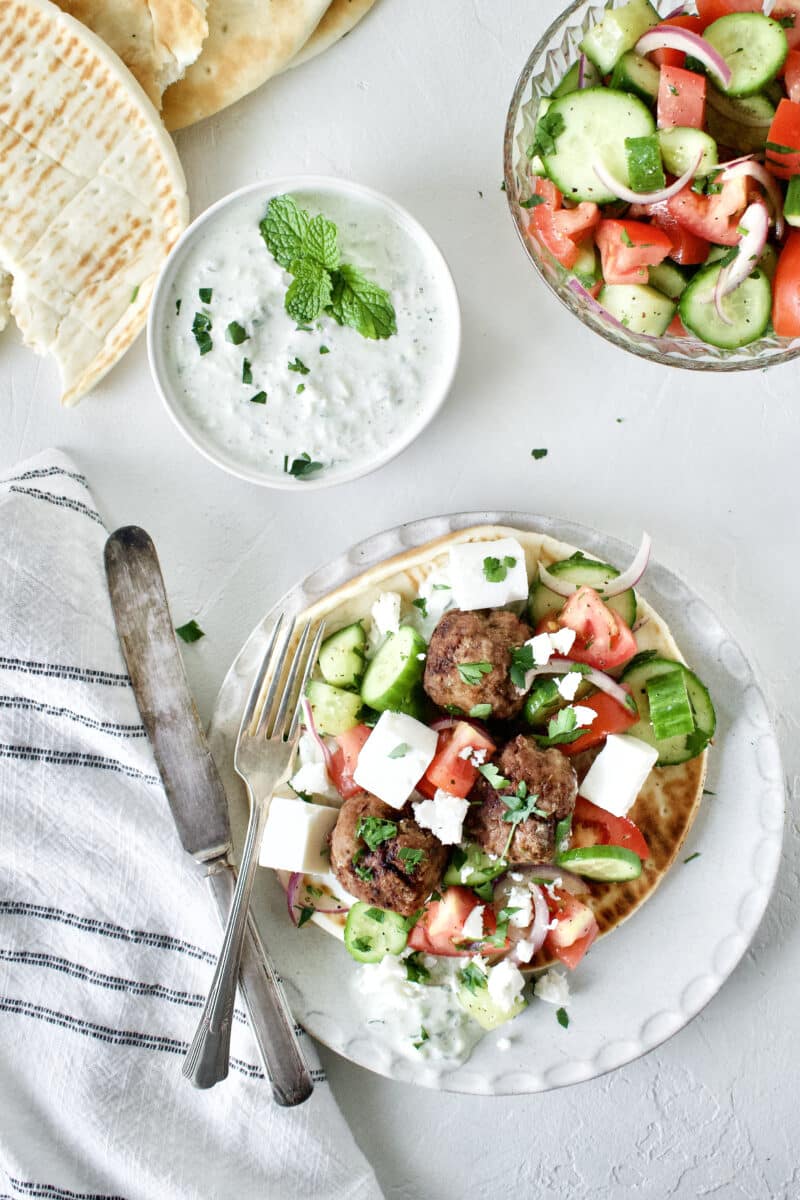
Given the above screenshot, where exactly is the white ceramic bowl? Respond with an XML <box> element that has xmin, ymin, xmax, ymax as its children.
<box><xmin>147</xmin><ymin>176</ymin><xmax>461</xmax><ymax>490</ymax></box>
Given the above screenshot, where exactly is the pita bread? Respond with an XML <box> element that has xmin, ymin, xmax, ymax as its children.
<box><xmin>51</xmin><ymin>0</ymin><xmax>209</xmax><ymax>107</ymax></box>
<box><xmin>287</xmin><ymin>0</ymin><xmax>376</xmax><ymax>70</ymax></box>
<box><xmin>162</xmin><ymin>0</ymin><xmax>332</xmax><ymax>130</ymax></box>
<box><xmin>275</xmin><ymin>524</ymin><xmax>708</xmax><ymax>967</ymax></box>
<box><xmin>0</xmin><ymin>0</ymin><xmax>189</xmax><ymax>405</ymax></box>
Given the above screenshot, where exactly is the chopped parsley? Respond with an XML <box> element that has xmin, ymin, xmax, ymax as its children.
<box><xmin>620</xmin><ymin>228</ymin><xmax>634</xmax><ymax>247</ymax></box>
<box><xmin>509</xmin><ymin>643</ymin><xmax>534</xmax><ymax>690</ymax></box>
<box><xmin>198</xmin><ymin>287</ymin><xmax>213</xmax><ymax>303</ymax></box>
<box><xmin>285</xmin><ymin>452</ymin><xmax>323</xmax><ymax>479</ymax></box>
<box><xmin>519</xmin><ymin>194</ymin><xmax>546</xmax><ymax>208</ymax></box>
<box><xmin>469</xmin><ymin>703</ymin><xmax>492</xmax><ymax>719</ymax></box>
<box><xmin>364</xmin><ymin>907</ymin><xmax>386</xmax><ymax>923</ymax></box>
<box><xmin>191</xmin><ymin>311</ymin><xmax>213</xmax><ymax>355</ymax></box>
<box><xmin>398</xmin><ymin>847</ymin><xmax>425</xmax><ymax>873</ymax></box>
<box><xmin>175</xmin><ymin>298</ymin><xmax>182</xmax><ymax>315</ymax></box>
<box><xmin>531</xmin><ymin>109</ymin><xmax>566</xmax><ymax>158</ymax></box>
<box><xmin>388</xmin><ymin>743</ymin><xmax>410</xmax><ymax>759</ymax></box>
<box><xmin>356</xmin><ymin>815</ymin><xmax>398</xmax><ymax>851</ymax></box>
<box><xmin>556</xmin><ymin>1007</ymin><xmax>569</xmax><ymax>1029</ymax></box>
<box><xmin>413</xmin><ymin>1026</ymin><xmax>429</xmax><ymax>1049</ymax></box>
<box><xmin>683</xmin><ymin>851</ymin><xmax>701</xmax><ymax>864</ymax></box>
<box><xmin>483</xmin><ymin>555</ymin><xmax>517</xmax><ymax>583</ymax></box>
<box><xmin>226</xmin><ymin>321</ymin><xmax>249</xmax><ymax>345</ymax></box>
<box><xmin>175</xmin><ymin>619</ymin><xmax>204</xmax><ymax>643</ymax></box>
<box><xmin>130</xmin><ymin>285</ymin><xmax>139</xmax><ymax>304</ymax></box>
<box><xmin>297</xmin><ymin>906</ymin><xmax>315</xmax><ymax>928</ymax></box>
<box><xmin>692</xmin><ymin>169</ymin><xmax>723</xmax><ymax>197</ymax></box>
<box><xmin>459</xmin><ymin>962</ymin><xmax>488</xmax><ymax>994</ymax></box>
<box><xmin>531</xmin><ymin>448</ymin><xmax>548</xmax><ymax>460</ymax></box>
<box><xmin>296</xmin><ymin>383</ymin><xmax>306</xmax><ymax>395</ymax></box>
<box><xmin>457</xmin><ymin>661</ymin><xmax>493</xmax><ymax>686</ymax></box>
<box><xmin>477</xmin><ymin>761</ymin><xmax>509</xmax><ymax>791</ymax></box>
<box><xmin>703</xmin><ymin>789</ymin><xmax>716</xmax><ymax>797</ymax></box>
<box><xmin>501</xmin><ymin>781</ymin><xmax>546</xmax><ymax>857</ymax></box>
<box><xmin>319</xmin><ymin>344</ymin><xmax>330</xmax><ymax>354</ymax></box>
<box><xmin>352</xmin><ymin>852</ymin><xmax>374</xmax><ymax>883</ymax></box>
<box><xmin>242</xmin><ymin>358</ymin><xmax>253</xmax><ymax>385</ymax></box>
<box><xmin>535</xmin><ymin>705</ymin><xmax>585</xmax><ymax>748</ymax></box>
<box><xmin>250</xmin><ymin>391</ymin><xmax>267</xmax><ymax>404</ymax></box>
<box><xmin>288</xmin><ymin>356</ymin><xmax>310</xmax><ymax>375</ymax></box>
<box><xmin>412</xmin><ymin>597</ymin><xmax>428</xmax><ymax>617</ymax></box>
<box><xmin>405</xmin><ymin>952</ymin><xmax>430</xmax><ymax>984</ymax></box>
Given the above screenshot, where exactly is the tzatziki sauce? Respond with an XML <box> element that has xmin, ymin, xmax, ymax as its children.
<box><xmin>154</xmin><ymin>181</ymin><xmax>460</xmax><ymax>487</ymax></box>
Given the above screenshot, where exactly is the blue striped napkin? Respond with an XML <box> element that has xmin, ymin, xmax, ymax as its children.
<box><xmin>0</xmin><ymin>450</ymin><xmax>381</xmax><ymax>1200</ymax></box>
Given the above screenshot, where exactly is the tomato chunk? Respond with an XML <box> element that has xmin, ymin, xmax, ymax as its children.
<box><xmin>649</xmin><ymin>15</ymin><xmax>705</xmax><ymax>68</ymax></box>
<box><xmin>558</xmin><ymin>691</ymin><xmax>638</xmax><ymax>757</ymax></box>
<box><xmin>657</xmin><ymin>65</ymin><xmax>706</xmax><ymax>131</ymax></box>
<box><xmin>766</xmin><ymin>99</ymin><xmax>800</xmax><ymax>180</ymax></box>
<box><xmin>573</xmin><ymin>796</ymin><xmax>651</xmax><ymax>860</ymax></box>
<box><xmin>329</xmin><ymin>724</ymin><xmax>371</xmax><ymax>798</ymax></box>
<box><xmin>543</xmin><ymin>889</ymin><xmax>599</xmax><ymax>971</ymax></box>
<box><xmin>785</xmin><ymin>49</ymin><xmax>800</xmax><ymax>103</ymax></box>
<box><xmin>696</xmin><ymin>0</ymin><xmax>761</xmax><ymax>28</ymax></box>
<box><xmin>596</xmin><ymin>219</ymin><xmax>672</xmax><ymax>285</ymax></box>
<box><xmin>408</xmin><ymin>887</ymin><xmax>503</xmax><ymax>957</ymax></box>
<box><xmin>542</xmin><ymin>586</ymin><xmax>638</xmax><ymax>671</ymax></box>
<box><xmin>629</xmin><ymin>199</ymin><xmax>711</xmax><ymax>264</ymax></box>
<box><xmin>422</xmin><ymin>721</ymin><xmax>495</xmax><ymax>799</ymax></box>
<box><xmin>527</xmin><ymin>178</ymin><xmax>600</xmax><ymax>269</ymax></box>
<box><xmin>667</xmin><ymin>175</ymin><xmax>748</xmax><ymax>246</ymax></box>
<box><xmin>772</xmin><ymin>230</ymin><xmax>800</xmax><ymax>337</ymax></box>
<box><xmin>772</xmin><ymin>2</ymin><xmax>800</xmax><ymax>52</ymax></box>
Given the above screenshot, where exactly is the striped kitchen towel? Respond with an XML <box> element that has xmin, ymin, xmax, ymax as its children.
<box><xmin>0</xmin><ymin>450</ymin><xmax>381</xmax><ymax>1200</ymax></box>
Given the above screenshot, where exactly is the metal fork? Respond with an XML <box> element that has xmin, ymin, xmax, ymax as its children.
<box><xmin>182</xmin><ymin>614</ymin><xmax>324</xmax><ymax>1091</ymax></box>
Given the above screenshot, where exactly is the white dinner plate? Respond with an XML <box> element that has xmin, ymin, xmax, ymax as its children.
<box><xmin>207</xmin><ymin>513</ymin><xmax>785</xmax><ymax>1094</ymax></box>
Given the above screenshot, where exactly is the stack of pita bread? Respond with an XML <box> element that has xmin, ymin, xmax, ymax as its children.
<box><xmin>1</xmin><ymin>0</ymin><xmax>377</xmax><ymax>405</ymax></box>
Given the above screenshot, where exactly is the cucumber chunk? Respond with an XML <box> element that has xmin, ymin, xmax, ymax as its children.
<box><xmin>620</xmin><ymin>653</ymin><xmax>716</xmax><ymax>765</ymax></box>
<box><xmin>573</xmin><ymin>239</ymin><xmax>600</xmax><ymax>287</ymax></box>
<box><xmin>646</xmin><ymin>667</ymin><xmax>695</xmax><ymax>739</ymax></box>
<box><xmin>703</xmin><ymin>14</ymin><xmax>788</xmax><ymax>97</ymax></box>
<box><xmin>556</xmin><ymin>845</ymin><xmax>643</xmax><ymax>882</ymax></box>
<box><xmin>657</xmin><ymin>127</ymin><xmax>718</xmax><ymax>178</ymax></box>
<box><xmin>360</xmin><ymin>625</ymin><xmax>427</xmax><ymax>714</ymax></box>
<box><xmin>648</xmin><ymin>260</ymin><xmax>690</xmax><ymax>300</ymax></box>
<box><xmin>610</xmin><ymin>50</ymin><xmax>661</xmax><ymax>106</ymax></box>
<box><xmin>552</xmin><ymin>58</ymin><xmax>601</xmax><ymax>98</ymax></box>
<box><xmin>344</xmin><ymin>902</ymin><xmax>409</xmax><ymax>963</ymax></box>
<box><xmin>319</xmin><ymin>621</ymin><xmax>367</xmax><ymax>689</ymax></box>
<box><xmin>523</xmin><ymin>677</ymin><xmax>564</xmax><ymax>728</ymax></box>
<box><xmin>679</xmin><ymin>263</ymin><xmax>772</xmax><ymax>350</ymax></box>
<box><xmin>542</xmin><ymin>88</ymin><xmax>656</xmax><ymax>204</ymax></box>
<box><xmin>580</xmin><ymin>0</ymin><xmax>660</xmax><ymax>75</ymax></box>
<box><xmin>456</xmin><ymin>969</ymin><xmax>527</xmax><ymax>1031</ymax></box>
<box><xmin>597</xmin><ymin>284</ymin><xmax>676</xmax><ymax>336</ymax></box>
<box><xmin>785</xmin><ymin>176</ymin><xmax>800</xmax><ymax>228</ymax></box>
<box><xmin>443</xmin><ymin>844</ymin><xmax>507</xmax><ymax>889</ymax></box>
<box><xmin>305</xmin><ymin>679</ymin><xmax>362</xmax><ymax>736</ymax></box>
<box><xmin>528</xmin><ymin>553</ymin><xmax>637</xmax><ymax>629</ymax></box>
<box><xmin>705</xmin><ymin>90</ymin><xmax>773</xmax><ymax>154</ymax></box>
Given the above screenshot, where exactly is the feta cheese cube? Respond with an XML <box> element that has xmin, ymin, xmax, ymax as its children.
<box><xmin>515</xmin><ymin>939</ymin><xmax>535</xmax><ymax>963</ymax></box>
<box><xmin>572</xmin><ymin>704</ymin><xmax>597</xmax><ymax>728</ymax></box>
<box><xmin>460</xmin><ymin>905</ymin><xmax>484</xmax><ymax>941</ymax></box>
<box><xmin>448</xmin><ymin>537</ymin><xmax>529</xmax><ymax>611</ymax></box>
<box><xmin>580</xmin><ymin>733</ymin><xmax>659</xmax><ymax>818</ymax></box>
<box><xmin>353</xmin><ymin>711</ymin><xmax>438</xmax><ymax>809</ymax></box>
<box><xmin>533</xmin><ymin>967</ymin><xmax>571</xmax><ymax>1006</ymax></box>
<box><xmin>259</xmin><ymin>795</ymin><xmax>339</xmax><ymax>874</ymax></box>
<box><xmin>505</xmin><ymin>885</ymin><xmax>534</xmax><ymax>928</ymax></box>
<box><xmin>557</xmin><ymin>671</ymin><xmax>583</xmax><ymax>701</ymax></box>
<box><xmin>487</xmin><ymin>960</ymin><xmax>526</xmax><ymax>1011</ymax></box>
<box><xmin>549</xmin><ymin>627</ymin><xmax>576</xmax><ymax>655</ymax></box>
<box><xmin>412</xmin><ymin>788</ymin><xmax>469</xmax><ymax>844</ymax></box>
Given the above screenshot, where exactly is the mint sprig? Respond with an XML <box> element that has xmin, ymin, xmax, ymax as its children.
<box><xmin>260</xmin><ymin>194</ymin><xmax>397</xmax><ymax>341</ymax></box>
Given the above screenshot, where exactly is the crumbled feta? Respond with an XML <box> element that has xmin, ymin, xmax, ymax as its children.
<box><xmin>509</xmin><ymin>871</ymin><xmax>524</xmax><ymax>883</ymax></box>
<box><xmin>289</xmin><ymin>761</ymin><xmax>340</xmax><ymax>804</ymax></box>
<box><xmin>534</xmin><ymin>967</ymin><xmax>571</xmax><ymax>1007</ymax></box>
<box><xmin>297</xmin><ymin>730</ymin><xmax>325</xmax><ymax>766</ymax></box>
<box><xmin>572</xmin><ymin>704</ymin><xmax>597</xmax><ymax>728</ymax></box>
<box><xmin>416</xmin><ymin>652</ymin><xmax>426</xmax><ymax>661</ymax></box>
<box><xmin>460</xmin><ymin>861</ymin><xmax>475</xmax><ymax>883</ymax></box>
<box><xmin>353</xmin><ymin>711</ymin><xmax>438</xmax><ymax>809</ymax></box>
<box><xmin>515</xmin><ymin>939</ymin><xmax>535</xmax><ymax>963</ymax></box>
<box><xmin>412</xmin><ymin>788</ymin><xmax>469</xmax><ymax>844</ymax></box>
<box><xmin>369</xmin><ymin>591</ymin><xmax>402</xmax><ymax>647</ymax></box>
<box><xmin>506</xmin><ymin>885</ymin><xmax>534</xmax><ymax>928</ymax></box>
<box><xmin>487</xmin><ymin>960</ymin><xmax>526</xmax><ymax>1011</ymax></box>
<box><xmin>411</xmin><ymin>567</ymin><xmax>455</xmax><ymax>635</ymax></box>
<box><xmin>460</xmin><ymin>905</ymin><xmax>484</xmax><ymax>941</ymax></box>
<box><xmin>549</xmin><ymin>627</ymin><xmax>576</xmax><ymax>655</ymax></box>
<box><xmin>496</xmin><ymin>1036</ymin><xmax>512</xmax><ymax>1052</ymax></box>
<box><xmin>580</xmin><ymin>733</ymin><xmax>659</xmax><ymax>817</ymax></box>
<box><xmin>530</xmin><ymin>632</ymin><xmax>553</xmax><ymax>666</ymax></box>
<box><xmin>457</xmin><ymin>745</ymin><xmax>487</xmax><ymax>766</ymax></box>
<box><xmin>557</xmin><ymin>671</ymin><xmax>583</xmax><ymax>701</ymax></box>
<box><xmin>448</xmin><ymin>537</ymin><xmax>529</xmax><ymax>611</ymax></box>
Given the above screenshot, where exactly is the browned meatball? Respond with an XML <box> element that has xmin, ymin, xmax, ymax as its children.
<box><xmin>423</xmin><ymin>609</ymin><xmax>532</xmax><ymax>720</ymax></box>
<box><xmin>465</xmin><ymin>736</ymin><xmax>578</xmax><ymax>863</ymax></box>
<box><xmin>329</xmin><ymin>793</ymin><xmax>446</xmax><ymax>916</ymax></box>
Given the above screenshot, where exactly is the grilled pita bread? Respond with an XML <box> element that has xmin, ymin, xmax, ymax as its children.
<box><xmin>162</xmin><ymin>0</ymin><xmax>332</xmax><ymax>130</ymax></box>
<box><xmin>277</xmin><ymin>525</ymin><xmax>707</xmax><ymax>966</ymax></box>
<box><xmin>0</xmin><ymin>0</ymin><xmax>189</xmax><ymax>405</ymax></box>
<box><xmin>52</xmin><ymin>0</ymin><xmax>209</xmax><ymax>107</ymax></box>
<box><xmin>287</xmin><ymin>0</ymin><xmax>376</xmax><ymax>70</ymax></box>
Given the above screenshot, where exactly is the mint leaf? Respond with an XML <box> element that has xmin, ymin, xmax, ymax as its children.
<box><xmin>285</xmin><ymin>258</ymin><xmax>333</xmax><ymax>324</ymax></box>
<box><xmin>328</xmin><ymin>263</ymin><xmax>397</xmax><ymax>340</ymax></box>
<box><xmin>302</xmin><ymin>213</ymin><xmax>340</xmax><ymax>270</ymax></box>
<box><xmin>259</xmin><ymin>195</ymin><xmax>310</xmax><ymax>269</ymax></box>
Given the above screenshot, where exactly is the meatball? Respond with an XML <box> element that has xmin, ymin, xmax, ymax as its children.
<box><xmin>329</xmin><ymin>793</ymin><xmax>446</xmax><ymax>916</ymax></box>
<box><xmin>423</xmin><ymin>608</ymin><xmax>532</xmax><ymax>720</ymax></box>
<box><xmin>465</xmin><ymin>736</ymin><xmax>578</xmax><ymax>863</ymax></box>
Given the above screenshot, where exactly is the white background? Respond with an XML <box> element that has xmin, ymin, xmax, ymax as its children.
<box><xmin>2</xmin><ymin>1</ymin><xmax>798</xmax><ymax>1195</ymax></box>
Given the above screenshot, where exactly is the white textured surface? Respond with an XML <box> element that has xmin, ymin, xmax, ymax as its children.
<box><xmin>0</xmin><ymin>0</ymin><xmax>797</xmax><ymax>1194</ymax></box>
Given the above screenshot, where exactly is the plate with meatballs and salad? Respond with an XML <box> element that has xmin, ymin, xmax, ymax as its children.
<box><xmin>207</xmin><ymin>514</ymin><xmax>783</xmax><ymax>1093</ymax></box>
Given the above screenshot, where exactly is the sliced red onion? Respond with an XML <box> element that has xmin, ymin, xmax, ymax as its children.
<box><xmin>538</xmin><ymin>531</ymin><xmax>651</xmax><ymax>599</ymax></box>
<box><xmin>635</xmin><ymin>26</ymin><xmax>732</xmax><ymax>88</ymax></box>
<box><xmin>286</xmin><ymin>871</ymin><xmax>348</xmax><ymax>925</ymax></box>
<box><xmin>713</xmin><ymin>202</ymin><xmax>769</xmax><ymax>325</ymax></box>
<box><xmin>301</xmin><ymin>696</ymin><xmax>336</xmax><ymax>776</ymax></box>
<box><xmin>593</xmin><ymin>148</ymin><xmax>704</xmax><ymax>205</ymax></box>
<box><xmin>578</xmin><ymin>53</ymin><xmax>586</xmax><ymax>89</ymax></box>
<box><xmin>511</xmin><ymin>863</ymin><xmax>589</xmax><ymax>897</ymax></box>
<box><xmin>526</xmin><ymin>884</ymin><xmax>550</xmax><ymax>954</ymax></box>
<box><xmin>430</xmin><ymin>714</ymin><xmax>492</xmax><ymax>738</ymax></box>
<box><xmin>663</xmin><ymin>4</ymin><xmax>686</xmax><ymax>16</ymax></box>
<box><xmin>719</xmin><ymin>159</ymin><xmax>785</xmax><ymax>238</ymax></box>
<box><xmin>523</xmin><ymin>656</ymin><xmax>638</xmax><ymax>715</ymax></box>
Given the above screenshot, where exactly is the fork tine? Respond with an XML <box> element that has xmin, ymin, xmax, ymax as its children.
<box><xmin>254</xmin><ymin>617</ymin><xmax>296</xmax><ymax>738</ymax></box>
<box><xmin>238</xmin><ymin>613</ymin><xmax>285</xmax><ymax>742</ymax></box>
<box><xmin>268</xmin><ymin>621</ymin><xmax>314</xmax><ymax>740</ymax></box>
<box><xmin>288</xmin><ymin>622</ymin><xmax>326</xmax><ymax>740</ymax></box>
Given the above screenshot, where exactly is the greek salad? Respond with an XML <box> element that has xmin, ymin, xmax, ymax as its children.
<box><xmin>521</xmin><ymin>0</ymin><xmax>800</xmax><ymax>349</ymax></box>
<box><xmin>260</xmin><ymin>533</ymin><xmax>715</xmax><ymax>1051</ymax></box>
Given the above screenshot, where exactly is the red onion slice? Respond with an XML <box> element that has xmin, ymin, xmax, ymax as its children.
<box><xmin>664</xmin><ymin>4</ymin><xmax>686</xmax><ymax>16</ymax></box>
<box><xmin>523</xmin><ymin>656</ymin><xmax>638</xmax><ymax>715</ymax></box>
<box><xmin>538</xmin><ymin>531</ymin><xmax>651</xmax><ymax>599</ymax></box>
<box><xmin>301</xmin><ymin>696</ymin><xmax>336</xmax><ymax>777</ymax></box>
<box><xmin>593</xmin><ymin>149</ymin><xmax>704</xmax><ymax>205</ymax></box>
<box><xmin>286</xmin><ymin>871</ymin><xmax>348</xmax><ymax>925</ymax></box>
<box><xmin>636</xmin><ymin>26</ymin><xmax>733</xmax><ymax>88</ymax></box>
<box><xmin>578</xmin><ymin>53</ymin><xmax>586</xmax><ymax>89</ymax></box>
<box><xmin>712</xmin><ymin>202</ymin><xmax>769</xmax><ymax>324</ymax></box>
<box><xmin>526</xmin><ymin>884</ymin><xmax>550</xmax><ymax>954</ymax></box>
<box><xmin>511</xmin><ymin>864</ymin><xmax>589</xmax><ymax>897</ymax></box>
<box><xmin>719</xmin><ymin>159</ymin><xmax>785</xmax><ymax>238</ymax></box>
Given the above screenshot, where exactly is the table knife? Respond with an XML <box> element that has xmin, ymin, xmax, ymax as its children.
<box><xmin>104</xmin><ymin>525</ymin><xmax>313</xmax><ymax>1106</ymax></box>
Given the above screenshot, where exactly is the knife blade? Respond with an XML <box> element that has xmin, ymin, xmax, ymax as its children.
<box><xmin>104</xmin><ymin>525</ymin><xmax>313</xmax><ymax>1105</ymax></box>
